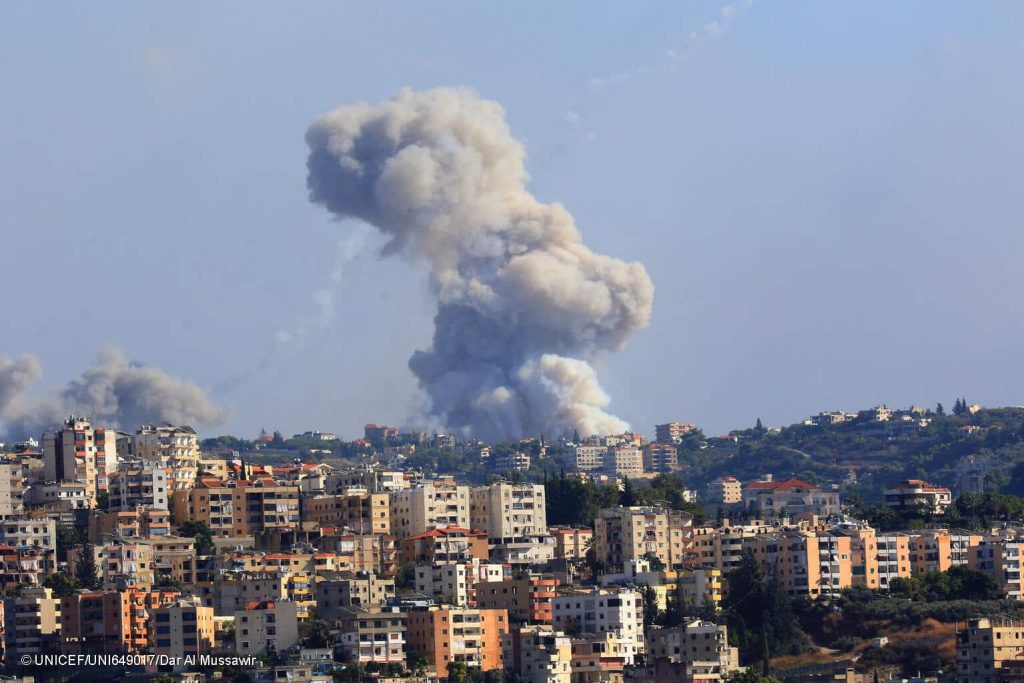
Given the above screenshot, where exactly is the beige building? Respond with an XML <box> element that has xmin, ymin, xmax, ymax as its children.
<box><xmin>315</xmin><ymin>572</ymin><xmax>395</xmax><ymax>622</ymax></box>
<box><xmin>3</xmin><ymin>586</ymin><xmax>61</xmax><ymax>659</ymax></box>
<box><xmin>336</xmin><ymin>608</ymin><xmax>407</xmax><ymax>665</ymax></box>
<box><xmin>43</xmin><ymin>416</ymin><xmax>118</xmax><ymax>500</ymax></box>
<box><xmin>551</xmin><ymin>588</ymin><xmax>644</xmax><ymax>657</ymax></box>
<box><xmin>235</xmin><ymin>599</ymin><xmax>299</xmax><ymax>656</ymax></box>
<box><xmin>747</xmin><ymin>531</ymin><xmax>853</xmax><ymax>599</ymax></box>
<box><xmin>470</xmin><ymin>482</ymin><xmax>547</xmax><ymax>540</ymax></box>
<box><xmin>884</xmin><ymin>479</ymin><xmax>953</xmax><ymax>513</ymax></box>
<box><xmin>503</xmin><ymin>625</ymin><xmax>573</xmax><ymax>683</ymax></box>
<box><xmin>573</xmin><ymin>446</ymin><xmax>606</xmax><ymax>472</ymax></box>
<box><xmin>389</xmin><ymin>482</ymin><xmax>470</xmax><ymax>538</ymax></box>
<box><xmin>647</xmin><ymin>620</ymin><xmax>739</xmax><ymax>674</ymax></box>
<box><xmin>956</xmin><ymin>617</ymin><xmax>1024</xmax><ymax>683</ymax></box>
<box><xmin>171</xmin><ymin>473</ymin><xmax>300</xmax><ymax>536</ymax></box>
<box><xmin>134</xmin><ymin>423</ymin><xmax>199</xmax><ymax>463</ymax></box>
<box><xmin>704</xmin><ymin>476</ymin><xmax>742</xmax><ymax>505</ymax></box>
<box><xmin>0</xmin><ymin>461</ymin><xmax>25</xmax><ymax>519</ymax></box>
<box><xmin>594</xmin><ymin>506</ymin><xmax>693</xmax><ymax>572</ymax></box>
<box><xmin>655</xmin><ymin>423</ymin><xmax>695</xmax><ymax>443</ymax></box>
<box><xmin>108</xmin><ymin>463</ymin><xmax>168</xmax><ymax>510</ymax></box>
<box><xmin>151</xmin><ymin>596</ymin><xmax>215</xmax><ymax>671</ymax></box>
<box><xmin>604</xmin><ymin>446</ymin><xmax>643</xmax><ymax>476</ymax></box>
<box><xmin>302</xmin><ymin>492</ymin><xmax>390</xmax><ymax>534</ymax></box>
<box><xmin>642</xmin><ymin>443</ymin><xmax>677</xmax><ymax>473</ymax></box>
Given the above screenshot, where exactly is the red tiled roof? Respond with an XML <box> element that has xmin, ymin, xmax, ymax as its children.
<box><xmin>743</xmin><ymin>477</ymin><xmax>819</xmax><ymax>492</ymax></box>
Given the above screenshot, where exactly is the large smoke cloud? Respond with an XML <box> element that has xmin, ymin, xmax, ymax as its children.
<box><xmin>0</xmin><ymin>346</ymin><xmax>227</xmax><ymax>440</ymax></box>
<box><xmin>305</xmin><ymin>87</ymin><xmax>654</xmax><ymax>440</ymax></box>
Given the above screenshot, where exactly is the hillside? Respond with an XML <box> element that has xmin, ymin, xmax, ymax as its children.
<box><xmin>678</xmin><ymin>407</ymin><xmax>1024</xmax><ymax>500</ymax></box>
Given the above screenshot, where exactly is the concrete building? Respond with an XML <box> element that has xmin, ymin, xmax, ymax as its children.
<box><xmin>43</xmin><ymin>416</ymin><xmax>118</xmax><ymax>500</ymax></box>
<box><xmin>642</xmin><ymin>444</ymin><xmax>678</xmax><ymax>473</ymax></box>
<box><xmin>151</xmin><ymin>596</ymin><xmax>215</xmax><ymax>671</ymax></box>
<box><xmin>503</xmin><ymin>625</ymin><xmax>573</xmax><ymax>683</ymax></box>
<box><xmin>400</xmin><ymin>525</ymin><xmax>489</xmax><ymax>565</ymax></box>
<box><xmin>741</xmin><ymin>477</ymin><xmax>841</xmax><ymax>517</ymax></box>
<box><xmin>336</xmin><ymin>608</ymin><xmax>406</xmax><ymax>665</ymax></box>
<box><xmin>108</xmin><ymin>464</ymin><xmax>168</xmax><ymax>511</ymax></box>
<box><xmin>646</xmin><ymin>620</ymin><xmax>739</xmax><ymax>673</ymax></box>
<box><xmin>550</xmin><ymin>527</ymin><xmax>592</xmax><ymax>561</ymax></box>
<box><xmin>470</xmin><ymin>482</ymin><xmax>547</xmax><ymax>540</ymax></box>
<box><xmin>302</xmin><ymin>492</ymin><xmax>390</xmax><ymax>534</ymax></box>
<box><xmin>956</xmin><ymin>617</ymin><xmax>1024</xmax><ymax>683</ymax></box>
<box><xmin>654</xmin><ymin>423</ymin><xmax>695</xmax><ymax>444</ymax></box>
<box><xmin>604</xmin><ymin>446</ymin><xmax>643</xmax><ymax>477</ymax></box>
<box><xmin>704</xmin><ymin>477</ymin><xmax>742</xmax><ymax>505</ymax></box>
<box><xmin>314</xmin><ymin>572</ymin><xmax>395</xmax><ymax>623</ymax></box>
<box><xmin>884</xmin><ymin>480</ymin><xmax>953</xmax><ymax>513</ymax></box>
<box><xmin>551</xmin><ymin>588</ymin><xmax>644</xmax><ymax>655</ymax></box>
<box><xmin>171</xmin><ymin>473</ymin><xmax>300</xmax><ymax>536</ymax></box>
<box><xmin>0</xmin><ymin>461</ymin><xmax>25</xmax><ymax>519</ymax></box>
<box><xmin>405</xmin><ymin>606</ymin><xmax>509</xmax><ymax>678</ymax></box>
<box><xmin>573</xmin><ymin>446</ymin><xmax>606</xmax><ymax>472</ymax></box>
<box><xmin>61</xmin><ymin>589</ymin><xmax>179</xmax><ymax>654</ymax></box>
<box><xmin>0</xmin><ymin>517</ymin><xmax>56</xmax><ymax>557</ymax></box>
<box><xmin>134</xmin><ymin>424</ymin><xmax>199</xmax><ymax>464</ymax></box>
<box><xmin>475</xmin><ymin>574</ymin><xmax>559</xmax><ymax>624</ymax></box>
<box><xmin>235</xmin><ymin>599</ymin><xmax>300</xmax><ymax>656</ymax></box>
<box><xmin>594</xmin><ymin>507</ymin><xmax>693</xmax><ymax>572</ymax></box>
<box><xmin>390</xmin><ymin>482</ymin><xmax>470</xmax><ymax>538</ymax></box>
<box><xmin>414</xmin><ymin>560</ymin><xmax>507</xmax><ymax>608</ymax></box>
<box><xmin>2</xmin><ymin>587</ymin><xmax>61</xmax><ymax>659</ymax></box>
<box><xmin>748</xmin><ymin>531</ymin><xmax>853</xmax><ymax>599</ymax></box>
<box><xmin>24</xmin><ymin>481</ymin><xmax>91</xmax><ymax>510</ymax></box>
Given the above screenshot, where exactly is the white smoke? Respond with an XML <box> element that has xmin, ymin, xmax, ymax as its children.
<box><xmin>305</xmin><ymin>87</ymin><xmax>654</xmax><ymax>441</ymax></box>
<box><xmin>0</xmin><ymin>346</ymin><xmax>227</xmax><ymax>439</ymax></box>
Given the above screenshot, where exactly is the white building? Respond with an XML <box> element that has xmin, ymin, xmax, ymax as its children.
<box><xmin>108</xmin><ymin>464</ymin><xmax>168</xmax><ymax>510</ymax></box>
<box><xmin>389</xmin><ymin>482</ymin><xmax>470</xmax><ymax>538</ymax></box>
<box><xmin>470</xmin><ymin>482</ymin><xmax>547</xmax><ymax>540</ymax></box>
<box><xmin>551</xmin><ymin>588</ymin><xmax>644</xmax><ymax>655</ymax></box>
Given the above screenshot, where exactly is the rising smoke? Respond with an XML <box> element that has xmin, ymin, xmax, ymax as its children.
<box><xmin>0</xmin><ymin>346</ymin><xmax>227</xmax><ymax>440</ymax></box>
<box><xmin>305</xmin><ymin>87</ymin><xmax>654</xmax><ymax>441</ymax></box>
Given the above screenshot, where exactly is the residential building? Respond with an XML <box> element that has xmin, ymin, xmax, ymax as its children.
<box><xmin>234</xmin><ymin>599</ymin><xmax>300</xmax><ymax>657</ymax></box>
<box><xmin>151</xmin><ymin>596</ymin><xmax>215</xmax><ymax>671</ymax></box>
<box><xmin>25</xmin><ymin>481</ymin><xmax>91</xmax><ymax>510</ymax></box>
<box><xmin>43</xmin><ymin>416</ymin><xmax>118</xmax><ymax>499</ymax></box>
<box><xmin>741</xmin><ymin>477</ymin><xmax>841</xmax><ymax>517</ymax></box>
<box><xmin>594</xmin><ymin>506</ymin><xmax>693</xmax><ymax>572</ymax></box>
<box><xmin>470</xmin><ymin>482</ymin><xmax>547</xmax><ymax>540</ymax></box>
<box><xmin>134</xmin><ymin>424</ymin><xmax>199</xmax><ymax>464</ymax></box>
<box><xmin>604</xmin><ymin>446</ymin><xmax>643</xmax><ymax>477</ymax></box>
<box><xmin>491</xmin><ymin>451</ymin><xmax>531</xmax><ymax>472</ymax></box>
<box><xmin>551</xmin><ymin>588</ymin><xmax>644</xmax><ymax>655</ymax></box>
<box><xmin>405</xmin><ymin>606</ymin><xmax>508</xmax><ymax>678</ymax></box>
<box><xmin>0</xmin><ymin>461</ymin><xmax>25</xmax><ymax>519</ymax></box>
<box><xmin>748</xmin><ymin>531</ymin><xmax>853</xmax><ymax>599</ymax></box>
<box><xmin>302</xmin><ymin>492</ymin><xmax>390</xmax><ymax>534</ymax></box>
<box><xmin>475</xmin><ymin>574</ymin><xmax>559</xmax><ymax>624</ymax></box>
<box><xmin>108</xmin><ymin>464</ymin><xmax>168</xmax><ymax>511</ymax></box>
<box><xmin>390</xmin><ymin>482</ymin><xmax>470</xmax><ymax>538</ymax></box>
<box><xmin>642</xmin><ymin>444</ymin><xmax>678</xmax><ymax>473</ymax></box>
<box><xmin>654</xmin><ymin>423</ymin><xmax>695</xmax><ymax>444</ymax></box>
<box><xmin>2</xmin><ymin>587</ymin><xmax>61</xmax><ymax>659</ymax></box>
<box><xmin>956</xmin><ymin>617</ymin><xmax>1024</xmax><ymax>683</ymax></box>
<box><xmin>704</xmin><ymin>477</ymin><xmax>742</xmax><ymax>506</ymax></box>
<box><xmin>400</xmin><ymin>525</ymin><xmax>489</xmax><ymax>565</ymax></box>
<box><xmin>884</xmin><ymin>480</ymin><xmax>953</xmax><ymax>513</ymax></box>
<box><xmin>314</xmin><ymin>572</ymin><xmax>395</xmax><ymax>623</ymax></box>
<box><xmin>503</xmin><ymin>625</ymin><xmax>573</xmax><ymax>683</ymax></box>
<box><xmin>550</xmin><ymin>527</ymin><xmax>592</xmax><ymax>561</ymax></box>
<box><xmin>336</xmin><ymin>608</ymin><xmax>407</xmax><ymax>665</ymax></box>
<box><xmin>574</xmin><ymin>446</ymin><xmax>606</xmax><ymax>472</ymax></box>
<box><xmin>646</xmin><ymin>620</ymin><xmax>739</xmax><ymax>673</ymax></box>
<box><xmin>171</xmin><ymin>473</ymin><xmax>300</xmax><ymax>537</ymax></box>
<box><xmin>61</xmin><ymin>589</ymin><xmax>179</xmax><ymax>654</ymax></box>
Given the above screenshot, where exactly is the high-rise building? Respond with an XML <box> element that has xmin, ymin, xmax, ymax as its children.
<box><xmin>389</xmin><ymin>482</ymin><xmax>470</xmax><ymax>538</ymax></box>
<box><xmin>234</xmin><ymin>600</ymin><xmax>299</xmax><ymax>657</ymax></box>
<box><xmin>594</xmin><ymin>507</ymin><xmax>693</xmax><ymax>572</ymax></box>
<box><xmin>470</xmin><ymin>482</ymin><xmax>547</xmax><ymax>540</ymax></box>
<box><xmin>956</xmin><ymin>617</ymin><xmax>1024</xmax><ymax>683</ymax></box>
<box><xmin>405</xmin><ymin>607</ymin><xmax>509</xmax><ymax>678</ymax></box>
<box><xmin>641</xmin><ymin>443</ymin><xmax>678</xmax><ymax>473</ymax></box>
<box><xmin>150</xmin><ymin>596</ymin><xmax>215</xmax><ymax>672</ymax></box>
<box><xmin>2</xmin><ymin>587</ymin><xmax>61</xmax><ymax>660</ymax></box>
<box><xmin>43</xmin><ymin>417</ymin><xmax>118</xmax><ymax>500</ymax></box>
<box><xmin>503</xmin><ymin>625</ymin><xmax>573</xmax><ymax>683</ymax></box>
<box><xmin>108</xmin><ymin>464</ymin><xmax>168</xmax><ymax>511</ymax></box>
<box><xmin>704</xmin><ymin>476</ymin><xmax>742</xmax><ymax>505</ymax></box>
<box><xmin>654</xmin><ymin>423</ymin><xmax>695</xmax><ymax>443</ymax></box>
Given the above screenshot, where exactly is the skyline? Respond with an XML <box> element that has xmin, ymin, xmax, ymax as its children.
<box><xmin>3</xmin><ymin>2</ymin><xmax>1024</xmax><ymax>440</ymax></box>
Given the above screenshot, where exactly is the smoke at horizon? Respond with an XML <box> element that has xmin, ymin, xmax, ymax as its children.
<box><xmin>0</xmin><ymin>346</ymin><xmax>228</xmax><ymax>440</ymax></box>
<box><xmin>305</xmin><ymin>87</ymin><xmax>654</xmax><ymax>441</ymax></box>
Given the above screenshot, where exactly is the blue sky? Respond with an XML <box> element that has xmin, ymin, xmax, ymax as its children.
<box><xmin>2</xmin><ymin>2</ymin><xmax>1023</xmax><ymax>439</ymax></box>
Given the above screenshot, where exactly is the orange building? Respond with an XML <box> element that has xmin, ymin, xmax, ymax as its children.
<box><xmin>748</xmin><ymin>532</ymin><xmax>852</xmax><ymax>598</ymax></box>
<box><xmin>474</xmin><ymin>575</ymin><xmax>559</xmax><ymax>624</ymax></box>
<box><xmin>400</xmin><ymin>525</ymin><xmax>489</xmax><ymax>565</ymax></box>
<box><xmin>61</xmin><ymin>589</ymin><xmax>179</xmax><ymax>654</ymax></box>
<box><xmin>550</xmin><ymin>527</ymin><xmax>593</xmax><ymax>561</ymax></box>
<box><xmin>171</xmin><ymin>474</ymin><xmax>299</xmax><ymax>537</ymax></box>
<box><xmin>406</xmin><ymin>607</ymin><xmax>509</xmax><ymax>677</ymax></box>
<box><xmin>301</xmin><ymin>492</ymin><xmax>390</xmax><ymax>534</ymax></box>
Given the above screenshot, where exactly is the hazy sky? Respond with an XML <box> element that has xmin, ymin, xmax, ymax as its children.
<box><xmin>3</xmin><ymin>2</ymin><xmax>1023</xmax><ymax>440</ymax></box>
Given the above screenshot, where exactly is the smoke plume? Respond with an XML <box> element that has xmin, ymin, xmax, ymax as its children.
<box><xmin>305</xmin><ymin>87</ymin><xmax>654</xmax><ymax>440</ymax></box>
<box><xmin>0</xmin><ymin>346</ymin><xmax>227</xmax><ymax>440</ymax></box>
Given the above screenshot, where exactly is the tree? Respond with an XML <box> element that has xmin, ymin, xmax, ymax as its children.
<box><xmin>640</xmin><ymin>583</ymin><xmax>659</xmax><ymax>629</ymax></box>
<box><xmin>299</xmin><ymin>614</ymin><xmax>333</xmax><ymax>648</ymax></box>
<box><xmin>74</xmin><ymin>544</ymin><xmax>101</xmax><ymax>589</ymax></box>
<box><xmin>641</xmin><ymin>551</ymin><xmax>666</xmax><ymax>572</ymax></box>
<box><xmin>42</xmin><ymin>572</ymin><xmax>79</xmax><ymax>598</ymax></box>
<box><xmin>936</xmin><ymin>402</ymin><xmax>945</xmax><ymax>416</ymax></box>
<box><xmin>179</xmin><ymin>520</ymin><xmax>215</xmax><ymax>555</ymax></box>
<box><xmin>755</xmin><ymin>418</ymin><xmax>765</xmax><ymax>436</ymax></box>
<box><xmin>620</xmin><ymin>476</ymin><xmax>638</xmax><ymax>507</ymax></box>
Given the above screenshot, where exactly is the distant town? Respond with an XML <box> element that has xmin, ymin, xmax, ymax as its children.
<box><xmin>0</xmin><ymin>400</ymin><xmax>1021</xmax><ymax>683</ymax></box>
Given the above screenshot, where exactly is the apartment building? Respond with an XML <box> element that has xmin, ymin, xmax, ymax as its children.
<box><xmin>569</xmin><ymin>631</ymin><xmax>635</xmax><ymax>680</ymax></box>
<box><xmin>550</xmin><ymin>527</ymin><xmax>593</xmax><ymax>561</ymax></box>
<box><xmin>301</xmin><ymin>492</ymin><xmax>390</xmax><ymax>534</ymax></box>
<box><xmin>956</xmin><ymin>617</ymin><xmax>1024</xmax><ymax>683</ymax></box>
<box><xmin>704</xmin><ymin>477</ymin><xmax>742</xmax><ymax>505</ymax></box>
<box><xmin>604</xmin><ymin>446</ymin><xmax>643</xmax><ymax>477</ymax></box>
<box><xmin>884</xmin><ymin>480</ymin><xmax>953</xmax><ymax>513</ymax></box>
<box><xmin>89</xmin><ymin>507</ymin><xmax>171</xmax><ymax>542</ymax></box>
<box><xmin>970</xmin><ymin>537</ymin><xmax>1024</xmax><ymax>600</ymax></box>
<box><xmin>503</xmin><ymin>625</ymin><xmax>573</xmax><ymax>683</ymax></box>
<box><xmin>61</xmin><ymin>589</ymin><xmax>179</xmax><ymax>654</ymax></box>
<box><xmin>108</xmin><ymin>464</ymin><xmax>168</xmax><ymax>511</ymax></box>
<box><xmin>551</xmin><ymin>588</ymin><xmax>644</xmax><ymax>655</ymax></box>
<box><xmin>0</xmin><ymin>461</ymin><xmax>25</xmax><ymax>519</ymax></box>
<box><xmin>742</xmin><ymin>477</ymin><xmax>841</xmax><ymax>517</ymax></box>
<box><xmin>151</xmin><ymin>596</ymin><xmax>215</xmax><ymax>671</ymax></box>
<box><xmin>655</xmin><ymin>423</ymin><xmax>695</xmax><ymax>443</ymax></box>
<box><xmin>646</xmin><ymin>620</ymin><xmax>739</xmax><ymax>673</ymax></box>
<box><xmin>336</xmin><ymin>608</ymin><xmax>407</xmax><ymax>665</ymax></box>
<box><xmin>69</xmin><ymin>541</ymin><xmax>155</xmax><ymax>591</ymax></box>
<box><xmin>692</xmin><ymin>519</ymin><xmax>779</xmax><ymax>572</ymax></box>
<box><xmin>327</xmin><ymin>468</ymin><xmax>409</xmax><ymax>494</ymax></box>
<box><xmin>910</xmin><ymin>530</ymin><xmax>982</xmax><ymax>574</ymax></box>
<box><xmin>235</xmin><ymin>599</ymin><xmax>300</xmax><ymax>656</ymax></box>
<box><xmin>470</xmin><ymin>482</ymin><xmax>547</xmax><ymax>540</ymax></box>
<box><xmin>134</xmin><ymin>424</ymin><xmax>199</xmax><ymax>464</ymax></box>
<box><xmin>0</xmin><ymin>517</ymin><xmax>56</xmax><ymax>555</ymax></box>
<box><xmin>748</xmin><ymin>532</ymin><xmax>853</xmax><ymax>599</ymax></box>
<box><xmin>0</xmin><ymin>544</ymin><xmax>54</xmax><ymax>590</ymax></box>
<box><xmin>171</xmin><ymin>474</ymin><xmax>300</xmax><ymax>537</ymax></box>
<box><xmin>475</xmin><ymin>574</ymin><xmax>559</xmax><ymax>624</ymax></box>
<box><xmin>405</xmin><ymin>606</ymin><xmax>509</xmax><ymax>678</ymax></box>
<box><xmin>43</xmin><ymin>416</ymin><xmax>118</xmax><ymax>499</ymax></box>
<box><xmin>574</xmin><ymin>446</ymin><xmax>606</xmax><ymax>472</ymax></box>
<box><xmin>400</xmin><ymin>525</ymin><xmax>489</xmax><ymax>565</ymax></box>
<box><xmin>25</xmin><ymin>481</ymin><xmax>91</xmax><ymax>510</ymax></box>
<box><xmin>390</xmin><ymin>482</ymin><xmax>471</xmax><ymax>538</ymax></box>
<box><xmin>594</xmin><ymin>506</ymin><xmax>693</xmax><ymax>572</ymax></box>
<box><xmin>315</xmin><ymin>530</ymin><xmax>399</xmax><ymax>577</ymax></box>
<box><xmin>642</xmin><ymin>443</ymin><xmax>678</xmax><ymax>473</ymax></box>
<box><xmin>414</xmin><ymin>560</ymin><xmax>507</xmax><ymax>607</ymax></box>
<box><xmin>2</xmin><ymin>586</ymin><xmax>61</xmax><ymax>659</ymax></box>
<box><xmin>315</xmin><ymin>572</ymin><xmax>395</xmax><ymax>622</ymax></box>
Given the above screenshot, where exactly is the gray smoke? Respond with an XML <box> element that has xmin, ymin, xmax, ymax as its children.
<box><xmin>305</xmin><ymin>87</ymin><xmax>654</xmax><ymax>441</ymax></box>
<box><xmin>0</xmin><ymin>346</ymin><xmax>227</xmax><ymax>440</ymax></box>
